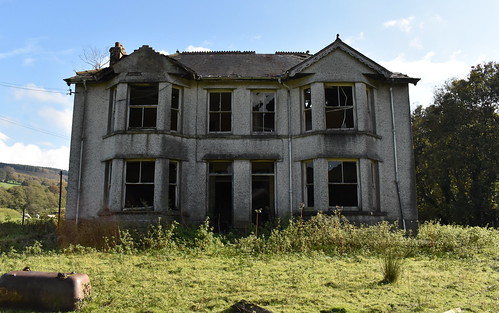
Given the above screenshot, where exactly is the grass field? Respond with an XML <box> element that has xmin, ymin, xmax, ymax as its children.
<box><xmin>0</xmin><ymin>217</ymin><xmax>497</xmax><ymax>313</ymax></box>
<box><xmin>0</xmin><ymin>182</ymin><xmax>21</xmax><ymax>189</ymax></box>
<box><xmin>0</xmin><ymin>208</ymin><xmax>21</xmax><ymax>222</ymax></box>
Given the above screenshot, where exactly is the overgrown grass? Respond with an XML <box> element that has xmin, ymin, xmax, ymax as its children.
<box><xmin>0</xmin><ymin>215</ymin><xmax>498</xmax><ymax>312</ymax></box>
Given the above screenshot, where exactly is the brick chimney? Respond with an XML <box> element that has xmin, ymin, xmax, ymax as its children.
<box><xmin>109</xmin><ymin>42</ymin><xmax>127</xmax><ymax>66</ymax></box>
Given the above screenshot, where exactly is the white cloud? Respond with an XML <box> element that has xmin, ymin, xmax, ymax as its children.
<box><xmin>12</xmin><ymin>84</ymin><xmax>73</xmax><ymax>134</ymax></box>
<box><xmin>13</xmin><ymin>84</ymin><xmax>71</xmax><ymax>106</ymax></box>
<box><xmin>0</xmin><ymin>132</ymin><xmax>69</xmax><ymax>169</ymax></box>
<box><xmin>384</xmin><ymin>16</ymin><xmax>415</xmax><ymax>33</ymax></box>
<box><xmin>158</xmin><ymin>50</ymin><xmax>170</xmax><ymax>55</ymax></box>
<box><xmin>186</xmin><ymin>45</ymin><xmax>212</xmax><ymax>52</ymax></box>
<box><xmin>39</xmin><ymin>107</ymin><xmax>73</xmax><ymax>135</ymax></box>
<box><xmin>344</xmin><ymin>32</ymin><xmax>365</xmax><ymax>45</ymax></box>
<box><xmin>409</xmin><ymin>37</ymin><xmax>423</xmax><ymax>49</ymax></box>
<box><xmin>23</xmin><ymin>58</ymin><xmax>35</xmax><ymax>66</ymax></box>
<box><xmin>381</xmin><ymin>51</ymin><xmax>473</xmax><ymax>108</ymax></box>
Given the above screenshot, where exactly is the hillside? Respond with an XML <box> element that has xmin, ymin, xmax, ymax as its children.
<box><xmin>0</xmin><ymin>162</ymin><xmax>68</xmax><ymax>181</ymax></box>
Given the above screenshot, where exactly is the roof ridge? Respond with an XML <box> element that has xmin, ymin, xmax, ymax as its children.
<box><xmin>275</xmin><ymin>51</ymin><xmax>310</xmax><ymax>55</ymax></box>
<box><xmin>181</xmin><ymin>51</ymin><xmax>256</xmax><ymax>55</ymax></box>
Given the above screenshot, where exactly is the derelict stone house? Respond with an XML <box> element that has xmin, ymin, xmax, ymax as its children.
<box><xmin>64</xmin><ymin>37</ymin><xmax>419</xmax><ymax>232</ymax></box>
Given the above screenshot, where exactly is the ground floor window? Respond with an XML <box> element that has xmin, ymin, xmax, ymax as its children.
<box><xmin>208</xmin><ymin>161</ymin><xmax>233</xmax><ymax>232</ymax></box>
<box><xmin>251</xmin><ymin>161</ymin><xmax>275</xmax><ymax>225</ymax></box>
<box><xmin>328</xmin><ymin>160</ymin><xmax>358</xmax><ymax>208</ymax></box>
<box><xmin>169</xmin><ymin>161</ymin><xmax>179</xmax><ymax>210</ymax></box>
<box><xmin>303</xmin><ymin>161</ymin><xmax>314</xmax><ymax>208</ymax></box>
<box><xmin>124</xmin><ymin>160</ymin><xmax>155</xmax><ymax>210</ymax></box>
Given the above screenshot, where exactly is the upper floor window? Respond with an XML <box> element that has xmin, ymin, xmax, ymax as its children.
<box><xmin>252</xmin><ymin>91</ymin><xmax>275</xmax><ymax>133</ymax></box>
<box><xmin>328</xmin><ymin>160</ymin><xmax>358</xmax><ymax>208</ymax></box>
<box><xmin>303</xmin><ymin>87</ymin><xmax>312</xmax><ymax>131</ymax></box>
<box><xmin>128</xmin><ymin>84</ymin><xmax>158</xmax><ymax>129</ymax></box>
<box><xmin>171</xmin><ymin>87</ymin><xmax>180</xmax><ymax>132</ymax></box>
<box><xmin>325</xmin><ymin>85</ymin><xmax>354</xmax><ymax>129</ymax></box>
<box><xmin>209</xmin><ymin>92</ymin><xmax>231</xmax><ymax>132</ymax></box>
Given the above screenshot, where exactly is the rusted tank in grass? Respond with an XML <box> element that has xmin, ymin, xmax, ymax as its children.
<box><xmin>0</xmin><ymin>268</ymin><xmax>91</xmax><ymax>311</ymax></box>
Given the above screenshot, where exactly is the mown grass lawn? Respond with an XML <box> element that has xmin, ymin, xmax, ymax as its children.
<box><xmin>1</xmin><ymin>251</ymin><xmax>497</xmax><ymax>313</ymax></box>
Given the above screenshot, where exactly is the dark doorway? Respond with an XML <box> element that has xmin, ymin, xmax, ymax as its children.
<box><xmin>251</xmin><ymin>162</ymin><xmax>275</xmax><ymax>225</ymax></box>
<box><xmin>208</xmin><ymin>162</ymin><xmax>233</xmax><ymax>232</ymax></box>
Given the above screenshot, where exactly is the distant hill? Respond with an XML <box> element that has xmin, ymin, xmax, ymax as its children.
<box><xmin>0</xmin><ymin>162</ymin><xmax>68</xmax><ymax>181</ymax></box>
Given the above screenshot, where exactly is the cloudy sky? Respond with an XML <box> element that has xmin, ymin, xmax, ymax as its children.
<box><xmin>1</xmin><ymin>0</ymin><xmax>497</xmax><ymax>170</ymax></box>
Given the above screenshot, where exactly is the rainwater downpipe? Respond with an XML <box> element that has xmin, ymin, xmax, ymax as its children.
<box><xmin>389</xmin><ymin>87</ymin><xmax>406</xmax><ymax>231</ymax></box>
<box><xmin>278</xmin><ymin>77</ymin><xmax>293</xmax><ymax>218</ymax></box>
<box><xmin>75</xmin><ymin>80</ymin><xmax>88</xmax><ymax>226</ymax></box>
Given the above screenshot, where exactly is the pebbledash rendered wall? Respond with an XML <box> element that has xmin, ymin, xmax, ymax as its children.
<box><xmin>65</xmin><ymin>39</ymin><xmax>419</xmax><ymax>232</ymax></box>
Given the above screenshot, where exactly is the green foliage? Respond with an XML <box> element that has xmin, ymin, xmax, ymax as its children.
<box><xmin>379</xmin><ymin>247</ymin><xmax>404</xmax><ymax>284</ymax></box>
<box><xmin>412</xmin><ymin>62</ymin><xmax>499</xmax><ymax>226</ymax></box>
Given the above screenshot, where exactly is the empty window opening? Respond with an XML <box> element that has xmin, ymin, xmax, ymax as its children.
<box><xmin>303</xmin><ymin>88</ymin><xmax>312</xmax><ymax>131</ymax></box>
<box><xmin>328</xmin><ymin>160</ymin><xmax>358</xmax><ymax>208</ymax></box>
<box><xmin>370</xmin><ymin>160</ymin><xmax>380</xmax><ymax>211</ymax></box>
<box><xmin>209</xmin><ymin>92</ymin><xmax>232</xmax><ymax>132</ymax></box>
<box><xmin>169</xmin><ymin>161</ymin><xmax>179</xmax><ymax>210</ymax></box>
<box><xmin>252</xmin><ymin>92</ymin><xmax>275</xmax><ymax>132</ymax></box>
<box><xmin>304</xmin><ymin>161</ymin><xmax>314</xmax><ymax>207</ymax></box>
<box><xmin>125</xmin><ymin>160</ymin><xmax>155</xmax><ymax>210</ymax></box>
<box><xmin>366</xmin><ymin>87</ymin><xmax>376</xmax><ymax>133</ymax></box>
<box><xmin>325</xmin><ymin>86</ymin><xmax>354</xmax><ymax>129</ymax></box>
<box><xmin>209</xmin><ymin>162</ymin><xmax>233</xmax><ymax>232</ymax></box>
<box><xmin>128</xmin><ymin>84</ymin><xmax>158</xmax><ymax>129</ymax></box>
<box><xmin>171</xmin><ymin>87</ymin><xmax>180</xmax><ymax>131</ymax></box>
<box><xmin>251</xmin><ymin>161</ymin><xmax>275</xmax><ymax>225</ymax></box>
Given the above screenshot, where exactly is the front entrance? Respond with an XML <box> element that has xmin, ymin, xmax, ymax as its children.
<box><xmin>208</xmin><ymin>162</ymin><xmax>233</xmax><ymax>232</ymax></box>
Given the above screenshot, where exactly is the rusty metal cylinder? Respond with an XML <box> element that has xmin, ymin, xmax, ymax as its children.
<box><xmin>0</xmin><ymin>270</ymin><xmax>91</xmax><ymax>311</ymax></box>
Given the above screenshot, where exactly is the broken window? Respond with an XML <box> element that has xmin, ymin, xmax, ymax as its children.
<box><xmin>169</xmin><ymin>161</ymin><xmax>179</xmax><ymax>210</ymax></box>
<box><xmin>209</xmin><ymin>92</ymin><xmax>231</xmax><ymax>132</ymax></box>
<box><xmin>328</xmin><ymin>160</ymin><xmax>358</xmax><ymax>208</ymax></box>
<box><xmin>366</xmin><ymin>86</ymin><xmax>376</xmax><ymax>133</ymax></box>
<box><xmin>107</xmin><ymin>87</ymin><xmax>117</xmax><ymax>133</ymax></box>
<box><xmin>303</xmin><ymin>87</ymin><xmax>312</xmax><ymax>131</ymax></box>
<box><xmin>124</xmin><ymin>160</ymin><xmax>155</xmax><ymax>210</ymax></box>
<box><xmin>325</xmin><ymin>85</ymin><xmax>354</xmax><ymax>129</ymax></box>
<box><xmin>209</xmin><ymin>161</ymin><xmax>233</xmax><ymax>232</ymax></box>
<box><xmin>304</xmin><ymin>161</ymin><xmax>314</xmax><ymax>207</ymax></box>
<box><xmin>252</xmin><ymin>91</ymin><xmax>275</xmax><ymax>132</ymax></box>
<box><xmin>369</xmin><ymin>160</ymin><xmax>380</xmax><ymax>211</ymax></box>
<box><xmin>251</xmin><ymin>161</ymin><xmax>275</xmax><ymax>225</ymax></box>
<box><xmin>128</xmin><ymin>84</ymin><xmax>158</xmax><ymax>129</ymax></box>
<box><xmin>171</xmin><ymin>87</ymin><xmax>180</xmax><ymax>132</ymax></box>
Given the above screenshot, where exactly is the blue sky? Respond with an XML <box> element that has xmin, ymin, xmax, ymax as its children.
<box><xmin>1</xmin><ymin>0</ymin><xmax>498</xmax><ymax>170</ymax></box>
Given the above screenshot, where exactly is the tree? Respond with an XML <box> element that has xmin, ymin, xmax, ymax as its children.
<box><xmin>412</xmin><ymin>62</ymin><xmax>499</xmax><ymax>226</ymax></box>
<box><xmin>79</xmin><ymin>46</ymin><xmax>109</xmax><ymax>70</ymax></box>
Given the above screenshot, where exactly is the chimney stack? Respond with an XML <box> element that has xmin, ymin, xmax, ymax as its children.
<box><xmin>109</xmin><ymin>42</ymin><xmax>127</xmax><ymax>66</ymax></box>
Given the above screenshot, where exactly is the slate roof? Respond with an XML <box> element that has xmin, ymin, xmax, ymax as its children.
<box><xmin>64</xmin><ymin>38</ymin><xmax>419</xmax><ymax>85</ymax></box>
<box><xmin>170</xmin><ymin>51</ymin><xmax>310</xmax><ymax>79</ymax></box>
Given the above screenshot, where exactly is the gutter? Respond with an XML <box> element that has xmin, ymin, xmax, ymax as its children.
<box><xmin>389</xmin><ymin>87</ymin><xmax>406</xmax><ymax>231</ymax></box>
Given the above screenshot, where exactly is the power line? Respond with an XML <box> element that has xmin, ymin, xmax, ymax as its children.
<box><xmin>0</xmin><ymin>115</ymin><xmax>70</xmax><ymax>140</ymax></box>
<box><xmin>0</xmin><ymin>81</ymin><xmax>69</xmax><ymax>95</ymax></box>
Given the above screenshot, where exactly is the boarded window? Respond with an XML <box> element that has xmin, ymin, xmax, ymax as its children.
<box><xmin>252</xmin><ymin>92</ymin><xmax>275</xmax><ymax>132</ymax></box>
<box><xmin>128</xmin><ymin>84</ymin><xmax>158</xmax><ymax>129</ymax></box>
<box><xmin>325</xmin><ymin>86</ymin><xmax>354</xmax><ymax>129</ymax></box>
<box><xmin>209</xmin><ymin>92</ymin><xmax>231</xmax><ymax>132</ymax></box>
<box><xmin>124</xmin><ymin>160</ymin><xmax>155</xmax><ymax>210</ymax></box>
<box><xmin>328</xmin><ymin>160</ymin><xmax>358</xmax><ymax>208</ymax></box>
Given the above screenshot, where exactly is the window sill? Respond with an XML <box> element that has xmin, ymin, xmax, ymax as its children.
<box><xmin>298</xmin><ymin>210</ymin><xmax>387</xmax><ymax>218</ymax></box>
